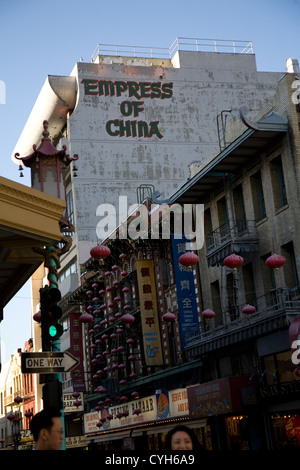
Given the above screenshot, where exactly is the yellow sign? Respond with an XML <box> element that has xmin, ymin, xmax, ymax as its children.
<box><xmin>136</xmin><ymin>260</ymin><xmax>163</xmax><ymax>365</ymax></box>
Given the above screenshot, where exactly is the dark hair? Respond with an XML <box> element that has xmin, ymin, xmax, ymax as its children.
<box><xmin>165</xmin><ymin>425</ymin><xmax>203</xmax><ymax>451</ymax></box>
<box><xmin>30</xmin><ymin>409</ymin><xmax>61</xmax><ymax>441</ymax></box>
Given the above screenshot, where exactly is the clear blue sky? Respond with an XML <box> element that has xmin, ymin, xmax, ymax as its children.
<box><xmin>0</xmin><ymin>0</ymin><xmax>299</xmax><ymax>363</ymax></box>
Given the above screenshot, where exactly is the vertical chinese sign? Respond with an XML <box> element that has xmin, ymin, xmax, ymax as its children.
<box><xmin>136</xmin><ymin>259</ymin><xmax>163</xmax><ymax>366</ymax></box>
<box><xmin>70</xmin><ymin>312</ymin><xmax>85</xmax><ymax>391</ymax></box>
<box><xmin>171</xmin><ymin>235</ymin><xmax>200</xmax><ymax>349</ymax></box>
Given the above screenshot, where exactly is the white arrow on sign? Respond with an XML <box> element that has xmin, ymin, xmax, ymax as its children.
<box><xmin>63</xmin><ymin>352</ymin><xmax>79</xmax><ymax>373</ymax></box>
<box><xmin>21</xmin><ymin>351</ymin><xmax>79</xmax><ymax>374</ymax></box>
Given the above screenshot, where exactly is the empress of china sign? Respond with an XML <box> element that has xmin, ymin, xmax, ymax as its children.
<box><xmin>81</xmin><ymin>79</ymin><xmax>173</xmax><ymax>139</ymax></box>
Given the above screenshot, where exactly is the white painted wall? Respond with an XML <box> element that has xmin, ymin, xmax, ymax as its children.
<box><xmin>67</xmin><ymin>50</ymin><xmax>282</xmax><ymax>261</ymax></box>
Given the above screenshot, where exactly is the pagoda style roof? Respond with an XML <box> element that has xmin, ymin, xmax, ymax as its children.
<box><xmin>15</xmin><ymin>120</ymin><xmax>78</xmax><ymax>168</ymax></box>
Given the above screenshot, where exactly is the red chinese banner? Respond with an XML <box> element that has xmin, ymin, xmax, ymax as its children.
<box><xmin>136</xmin><ymin>260</ymin><xmax>163</xmax><ymax>366</ymax></box>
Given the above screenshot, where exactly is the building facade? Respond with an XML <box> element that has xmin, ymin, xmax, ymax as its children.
<box><xmin>9</xmin><ymin>38</ymin><xmax>300</xmax><ymax>450</ymax></box>
<box><xmin>62</xmin><ymin>71</ymin><xmax>300</xmax><ymax>451</ymax></box>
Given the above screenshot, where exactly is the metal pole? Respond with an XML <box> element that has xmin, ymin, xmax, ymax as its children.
<box><xmin>47</xmin><ymin>246</ymin><xmax>66</xmax><ymax>450</ymax></box>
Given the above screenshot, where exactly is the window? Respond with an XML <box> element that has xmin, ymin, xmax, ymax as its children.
<box><xmin>210</xmin><ymin>280</ymin><xmax>222</xmax><ymax>326</ymax></box>
<box><xmin>233</xmin><ymin>184</ymin><xmax>247</xmax><ymax>232</ymax></box>
<box><xmin>204</xmin><ymin>208</ymin><xmax>213</xmax><ymax>250</ymax></box>
<box><xmin>66</xmin><ymin>189</ymin><xmax>74</xmax><ymax>225</ymax></box>
<box><xmin>270</xmin><ymin>155</ymin><xmax>287</xmax><ymax>210</ymax></box>
<box><xmin>281</xmin><ymin>241</ymin><xmax>299</xmax><ymax>289</ymax></box>
<box><xmin>217</xmin><ymin>196</ymin><xmax>229</xmax><ymax>242</ymax></box>
<box><xmin>242</xmin><ymin>263</ymin><xmax>256</xmax><ymax>306</ymax></box>
<box><xmin>250</xmin><ymin>170</ymin><xmax>266</xmax><ymax>220</ymax></box>
<box><xmin>59</xmin><ymin>260</ymin><xmax>77</xmax><ymax>281</ymax></box>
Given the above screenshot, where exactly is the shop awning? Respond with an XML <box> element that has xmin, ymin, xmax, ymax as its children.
<box><xmin>86</xmin><ymin>418</ymin><xmax>207</xmax><ymax>443</ymax></box>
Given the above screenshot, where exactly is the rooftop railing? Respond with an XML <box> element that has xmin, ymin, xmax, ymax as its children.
<box><xmin>90</xmin><ymin>37</ymin><xmax>254</xmax><ymax>62</ymax></box>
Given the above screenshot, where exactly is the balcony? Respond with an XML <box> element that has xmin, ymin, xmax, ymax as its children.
<box><xmin>185</xmin><ymin>287</ymin><xmax>300</xmax><ymax>358</ymax></box>
<box><xmin>206</xmin><ymin>219</ymin><xmax>259</xmax><ymax>267</ymax></box>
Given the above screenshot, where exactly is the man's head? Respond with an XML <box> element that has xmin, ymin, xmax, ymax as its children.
<box><xmin>30</xmin><ymin>409</ymin><xmax>63</xmax><ymax>450</ymax></box>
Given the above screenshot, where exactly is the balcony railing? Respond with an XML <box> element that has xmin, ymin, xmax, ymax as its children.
<box><xmin>206</xmin><ymin>219</ymin><xmax>259</xmax><ymax>266</ymax></box>
<box><xmin>186</xmin><ymin>287</ymin><xmax>300</xmax><ymax>352</ymax></box>
<box><xmin>206</xmin><ymin>219</ymin><xmax>257</xmax><ymax>252</ymax></box>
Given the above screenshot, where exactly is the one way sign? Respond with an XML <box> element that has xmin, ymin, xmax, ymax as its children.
<box><xmin>21</xmin><ymin>352</ymin><xmax>79</xmax><ymax>374</ymax></box>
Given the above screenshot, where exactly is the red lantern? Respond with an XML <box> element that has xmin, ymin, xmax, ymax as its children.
<box><xmin>179</xmin><ymin>251</ymin><xmax>199</xmax><ymax>267</ymax></box>
<box><xmin>242</xmin><ymin>304</ymin><xmax>256</xmax><ymax>315</ymax></box>
<box><xmin>289</xmin><ymin>317</ymin><xmax>300</xmax><ymax>346</ymax></box>
<box><xmin>223</xmin><ymin>253</ymin><xmax>244</xmax><ymax>273</ymax></box>
<box><xmin>265</xmin><ymin>253</ymin><xmax>286</xmax><ymax>270</ymax></box>
<box><xmin>33</xmin><ymin>311</ymin><xmax>41</xmax><ymax>323</ymax></box>
<box><xmin>162</xmin><ymin>312</ymin><xmax>176</xmax><ymax>322</ymax></box>
<box><xmin>202</xmin><ymin>309</ymin><xmax>216</xmax><ymax>319</ymax></box>
<box><xmin>90</xmin><ymin>245</ymin><xmax>111</xmax><ymax>259</ymax></box>
<box><xmin>121</xmin><ymin>313</ymin><xmax>135</xmax><ymax>325</ymax></box>
<box><xmin>25</xmin><ymin>410</ymin><xmax>33</xmax><ymax>418</ymax></box>
<box><xmin>131</xmin><ymin>391</ymin><xmax>139</xmax><ymax>399</ymax></box>
<box><xmin>133</xmin><ymin>408</ymin><xmax>141</xmax><ymax>415</ymax></box>
<box><xmin>79</xmin><ymin>312</ymin><xmax>94</xmax><ymax>323</ymax></box>
<box><xmin>73</xmin><ymin>400</ymin><xmax>82</xmax><ymax>407</ymax></box>
<box><xmin>119</xmin><ymin>253</ymin><xmax>127</xmax><ymax>260</ymax></box>
<box><xmin>130</xmin><ymin>371</ymin><xmax>138</xmax><ymax>379</ymax></box>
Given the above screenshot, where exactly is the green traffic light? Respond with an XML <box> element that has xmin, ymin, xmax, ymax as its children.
<box><xmin>49</xmin><ymin>325</ymin><xmax>57</xmax><ymax>337</ymax></box>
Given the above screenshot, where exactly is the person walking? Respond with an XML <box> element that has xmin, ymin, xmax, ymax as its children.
<box><xmin>30</xmin><ymin>409</ymin><xmax>64</xmax><ymax>450</ymax></box>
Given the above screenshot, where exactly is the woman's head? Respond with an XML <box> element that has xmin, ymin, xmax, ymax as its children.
<box><xmin>165</xmin><ymin>425</ymin><xmax>202</xmax><ymax>450</ymax></box>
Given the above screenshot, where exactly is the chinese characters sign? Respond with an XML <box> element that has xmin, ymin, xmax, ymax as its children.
<box><xmin>136</xmin><ymin>259</ymin><xmax>163</xmax><ymax>365</ymax></box>
<box><xmin>171</xmin><ymin>235</ymin><xmax>200</xmax><ymax>349</ymax></box>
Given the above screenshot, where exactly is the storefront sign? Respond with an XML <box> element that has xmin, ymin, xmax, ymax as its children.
<box><xmin>259</xmin><ymin>379</ymin><xmax>300</xmax><ymax>400</ymax></box>
<box><xmin>171</xmin><ymin>235</ymin><xmax>200</xmax><ymax>349</ymax></box>
<box><xmin>156</xmin><ymin>392</ymin><xmax>170</xmax><ymax>419</ymax></box>
<box><xmin>136</xmin><ymin>260</ymin><xmax>163</xmax><ymax>365</ymax></box>
<box><xmin>84</xmin><ymin>388</ymin><xmax>190</xmax><ymax>436</ymax></box>
<box><xmin>84</xmin><ymin>411</ymin><xmax>100</xmax><ymax>434</ymax></box>
<box><xmin>187</xmin><ymin>377</ymin><xmax>250</xmax><ymax>418</ymax></box>
<box><xmin>65</xmin><ymin>435</ymin><xmax>87</xmax><ymax>449</ymax></box>
<box><xmin>81</xmin><ymin>79</ymin><xmax>173</xmax><ymax>139</ymax></box>
<box><xmin>169</xmin><ymin>388</ymin><xmax>189</xmax><ymax>417</ymax></box>
<box><xmin>63</xmin><ymin>392</ymin><xmax>84</xmax><ymax>413</ymax></box>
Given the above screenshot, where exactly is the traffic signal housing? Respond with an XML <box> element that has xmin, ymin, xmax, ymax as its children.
<box><xmin>40</xmin><ymin>286</ymin><xmax>63</xmax><ymax>351</ymax></box>
<box><xmin>42</xmin><ymin>379</ymin><xmax>63</xmax><ymax>411</ymax></box>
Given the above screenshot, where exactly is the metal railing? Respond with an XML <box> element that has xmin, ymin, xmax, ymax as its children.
<box><xmin>188</xmin><ymin>286</ymin><xmax>300</xmax><ymax>344</ymax></box>
<box><xmin>90</xmin><ymin>43</ymin><xmax>171</xmax><ymax>62</ymax></box>
<box><xmin>206</xmin><ymin>219</ymin><xmax>258</xmax><ymax>252</ymax></box>
<box><xmin>90</xmin><ymin>37</ymin><xmax>254</xmax><ymax>62</ymax></box>
<box><xmin>170</xmin><ymin>37</ymin><xmax>253</xmax><ymax>56</ymax></box>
